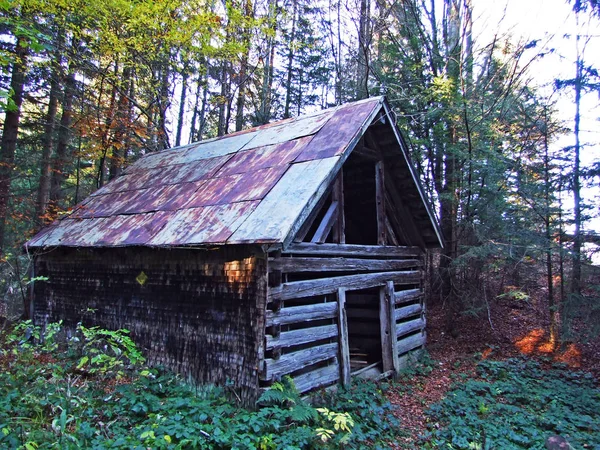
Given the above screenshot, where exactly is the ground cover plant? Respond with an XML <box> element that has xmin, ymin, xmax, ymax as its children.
<box><xmin>422</xmin><ymin>358</ymin><xmax>600</xmax><ymax>449</ymax></box>
<box><xmin>0</xmin><ymin>321</ymin><xmax>400</xmax><ymax>449</ymax></box>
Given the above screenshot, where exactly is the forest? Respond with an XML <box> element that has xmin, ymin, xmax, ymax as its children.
<box><xmin>0</xmin><ymin>0</ymin><xmax>599</xmax><ymax>448</ymax></box>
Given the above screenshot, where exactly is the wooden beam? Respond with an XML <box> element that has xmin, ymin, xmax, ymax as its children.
<box><xmin>396</xmin><ymin>317</ymin><xmax>426</xmax><ymax>338</ymax></box>
<box><xmin>394</xmin><ymin>289</ymin><xmax>423</xmax><ymax>305</ymax></box>
<box><xmin>397</xmin><ymin>332</ymin><xmax>426</xmax><ymax>356</ymax></box>
<box><xmin>354</xmin><ymin>144</ymin><xmax>381</xmax><ymax>160</ymax></box>
<box><xmin>266</xmin><ymin>324</ymin><xmax>338</xmax><ymax>350</ymax></box>
<box><xmin>337</xmin><ymin>288</ymin><xmax>351</xmax><ymax>386</ymax></box>
<box><xmin>385</xmin><ymin>215</ymin><xmax>399</xmax><ymax>246</ymax></box>
<box><xmin>283</xmin><ymin>242</ymin><xmax>421</xmax><ymax>258</ymax></box>
<box><xmin>293</xmin><ymin>185</ymin><xmax>333</xmax><ymax>243</ymax></box>
<box><xmin>375</xmin><ymin>161</ymin><xmax>387</xmax><ymax>246</ymax></box>
<box><xmin>380</xmin><ymin>281</ymin><xmax>399</xmax><ymax>374</ymax></box>
<box><xmin>311</xmin><ymin>201</ymin><xmax>339</xmax><ymax>243</ymax></box>
<box><xmin>266</xmin><ymin>302</ymin><xmax>337</xmax><ymax>327</ymax></box>
<box><xmin>385</xmin><ymin>175</ymin><xmax>427</xmax><ymax>249</ymax></box>
<box><xmin>395</xmin><ymin>303</ymin><xmax>422</xmax><ymax>321</ymax></box>
<box><xmin>331</xmin><ymin>172</ymin><xmax>345</xmax><ymax>244</ymax></box>
<box><xmin>269</xmin><ymin>270</ymin><xmax>421</xmax><ymax>301</ymax></box>
<box><xmin>262</xmin><ymin>342</ymin><xmax>338</xmax><ymax>381</ymax></box>
<box><xmin>268</xmin><ymin>257</ymin><xmax>421</xmax><ymax>273</ymax></box>
<box><xmin>293</xmin><ymin>362</ymin><xmax>339</xmax><ymax>393</ymax></box>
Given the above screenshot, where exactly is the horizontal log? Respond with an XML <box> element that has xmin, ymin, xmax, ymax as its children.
<box><xmin>397</xmin><ymin>332</ymin><xmax>426</xmax><ymax>356</ymax></box>
<box><xmin>397</xmin><ymin>349</ymin><xmax>424</xmax><ymax>371</ymax></box>
<box><xmin>266</xmin><ymin>324</ymin><xmax>338</xmax><ymax>350</ymax></box>
<box><xmin>293</xmin><ymin>361</ymin><xmax>340</xmax><ymax>393</ymax></box>
<box><xmin>269</xmin><ymin>271</ymin><xmax>420</xmax><ymax>301</ymax></box>
<box><xmin>395</xmin><ymin>303</ymin><xmax>422</xmax><ymax>321</ymax></box>
<box><xmin>266</xmin><ymin>302</ymin><xmax>337</xmax><ymax>327</ymax></box>
<box><xmin>268</xmin><ymin>257</ymin><xmax>421</xmax><ymax>273</ymax></box>
<box><xmin>394</xmin><ymin>289</ymin><xmax>423</xmax><ymax>305</ymax></box>
<box><xmin>283</xmin><ymin>243</ymin><xmax>422</xmax><ymax>258</ymax></box>
<box><xmin>396</xmin><ymin>317</ymin><xmax>426</xmax><ymax>338</ymax></box>
<box><xmin>262</xmin><ymin>342</ymin><xmax>338</xmax><ymax>381</ymax></box>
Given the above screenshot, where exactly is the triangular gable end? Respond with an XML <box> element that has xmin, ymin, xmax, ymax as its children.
<box><xmin>284</xmin><ymin>100</ymin><xmax>443</xmax><ymax>250</ymax></box>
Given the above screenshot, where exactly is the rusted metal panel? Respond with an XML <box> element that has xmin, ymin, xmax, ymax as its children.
<box><xmin>295</xmin><ymin>98</ymin><xmax>382</xmax><ymax>162</ymax></box>
<box><xmin>186</xmin><ymin>165</ymin><xmax>288</xmax><ymax>208</ymax></box>
<box><xmin>182</xmin><ymin>131</ymin><xmax>259</xmax><ymax>164</ymax></box>
<box><xmin>149</xmin><ymin>201</ymin><xmax>259</xmax><ymax>245</ymax></box>
<box><xmin>215</xmin><ymin>136</ymin><xmax>312</xmax><ymax>177</ymax></box>
<box><xmin>124</xmin><ymin>144</ymin><xmax>196</xmax><ymax>173</ymax></box>
<box><xmin>71</xmin><ymin>190</ymin><xmax>146</xmax><ymax>219</ymax></box>
<box><xmin>228</xmin><ymin>157</ymin><xmax>340</xmax><ymax>243</ymax></box>
<box><xmin>241</xmin><ymin>110</ymin><xmax>332</xmax><ymax>151</ymax></box>
<box><xmin>119</xmin><ymin>182</ymin><xmax>200</xmax><ymax>214</ymax></box>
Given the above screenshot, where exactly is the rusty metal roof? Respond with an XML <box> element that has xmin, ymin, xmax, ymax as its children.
<box><xmin>26</xmin><ymin>96</ymin><xmax>442</xmax><ymax>249</ymax></box>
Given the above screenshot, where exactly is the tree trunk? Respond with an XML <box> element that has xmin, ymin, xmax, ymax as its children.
<box><xmin>49</xmin><ymin>68</ymin><xmax>76</xmax><ymax>207</ymax></box>
<box><xmin>36</xmin><ymin>64</ymin><xmax>60</xmax><ymax>223</ymax></box>
<box><xmin>175</xmin><ymin>71</ymin><xmax>188</xmax><ymax>147</ymax></box>
<box><xmin>109</xmin><ymin>66</ymin><xmax>133</xmax><ymax>180</ymax></box>
<box><xmin>284</xmin><ymin>0</ymin><xmax>297</xmax><ymax>119</ymax></box>
<box><xmin>0</xmin><ymin>36</ymin><xmax>28</xmax><ymax>253</ymax></box>
<box><xmin>236</xmin><ymin>0</ymin><xmax>253</xmax><ymax>131</ymax></box>
<box><xmin>356</xmin><ymin>0</ymin><xmax>370</xmax><ymax>99</ymax></box>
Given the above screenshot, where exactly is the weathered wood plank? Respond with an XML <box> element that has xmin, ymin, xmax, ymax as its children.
<box><xmin>266</xmin><ymin>302</ymin><xmax>337</xmax><ymax>327</ymax></box>
<box><xmin>380</xmin><ymin>282</ymin><xmax>398</xmax><ymax>373</ymax></box>
<box><xmin>263</xmin><ymin>342</ymin><xmax>338</xmax><ymax>381</ymax></box>
<box><xmin>397</xmin><ymin>349</ymin><xmax>424</xmax><ymax>371</ymax></box>
<box><xmin>394</xmin><ymin>289</ymin><xmax>423</xmax><ymax>305</ymax></box>
<box><xmin>331</xmin><ymin>172</ymin><xmax>345</xmax><ymax>244</ymax></box>
<box><xmin>266</xmin><ymin>324</ymin><xmax>338</xmax><ymax>350</ymax></box>
<box><xmin>375</xmin><ymin>161</ymin><xmax>386</xmax><ymax>246</ymax></box>
<box><xmin>293</xmin><ymin>362</ymin><xmax>339</xmax><ymax>393</ymax></box>
<box><xmin>269</xmin><ymin>271</ymin><xmax>421</xmax><ymax>301</ymax></box>
<box><xmin>284</xmin><ymin>242</ymin><xmax>421</xmax><ymax>258</ymax></box>
<box><xmin>268</xmin><ymin>257</ymin><xmax>421</xmax><ymax>273</ymax></box>
<box><xmin>395</xmin><ymin>303</ymin><xmax>422</xmax><ymax>321</ymax></box>
<box><xmin>397</xmin><ymin>332</ymin><xmax>426</xmax><ymax>356</ymax></box>
<box><xmin>396</xmin><ymin>317</ymin><xmax>426</xmax><ymax>338</ymax></box>
<box><xmin>230</xmin><ymin>157</ymin><xmax>339</xmax><ymax>244</ymax></box>
<box><xmin>337</xmin><ymin>288</ymin><xmax>351</xmax><ymax>386</ymax></box>
<box><xmin>311</xmin><ymin>201</ymin><xmax>339</xmax><ymax>243</ymax></box>
<box><xmin>385</xmin><ymin>215</ymin><xmax>399</xmax><ymax>246</ymax></box>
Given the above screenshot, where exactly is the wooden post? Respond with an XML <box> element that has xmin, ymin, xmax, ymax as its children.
<box><xmin>332</xmin><ymin>172</ymin><xmax>345</xmax><ymax>243</ymax></box>
<box><xmin>375</xmin><ymin>161</ymin><xmax>386</xmax><ymax>245</ymax></box>
<box><xmin>379</xmin><ymin>281</ymin><xmax>399</xmax><ymax>374</ymax></box>
<box><xmin>337</xmin><ymin>288</ymin><xmax>350</xmax><ymax>386</ymax></box>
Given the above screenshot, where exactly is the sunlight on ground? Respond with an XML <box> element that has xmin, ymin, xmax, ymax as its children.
<box><xmin>514</xmin><ymin>328</ymin><xmax>581</xmax><ymax>368</ymax></box>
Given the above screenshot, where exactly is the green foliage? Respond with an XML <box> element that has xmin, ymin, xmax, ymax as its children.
<box><xmin>423</xmin><ymin>358</ymin><xmax>600</xmax><ymax>449</ymax></box>
<box><xmin>0</xmin><ymin>321</ymin><xmax>402</xmax><ymax>449</ymax></box>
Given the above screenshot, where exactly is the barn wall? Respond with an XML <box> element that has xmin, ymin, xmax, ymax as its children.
<box><xmin>33</xmin><ymin>245</ymin><xmax>267</xmax><ymax>405</ymax></box>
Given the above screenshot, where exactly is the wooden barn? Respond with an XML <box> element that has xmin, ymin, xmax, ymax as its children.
<box><xmin>25</xmin><ymin>96</ymin><xmax>442</xmax><ymax>404</ymax></box>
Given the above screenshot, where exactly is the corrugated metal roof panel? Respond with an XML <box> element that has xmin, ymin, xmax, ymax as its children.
<box><xmin>148</xmin><ymin>201</ymin><xmax>259</xmax><ymax>246</ymax></box>
<box><xmin>295</xmin><ymin>98</ymin><xmax>382</xmax><ymax>162</ymax></box>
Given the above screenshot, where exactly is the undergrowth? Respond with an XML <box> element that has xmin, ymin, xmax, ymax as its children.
<box><xmin>422</xmin><ymin>358</ymin><xmax>600</xmax><ymax>449</ymax></box>
<box><xmin>0</xmin><ymin>321</ymin><xmax>400</xmax><ymax>449</ymax></box>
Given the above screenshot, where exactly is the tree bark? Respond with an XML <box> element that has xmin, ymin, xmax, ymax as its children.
<box><xmin>0</xmin><ymin>36</ymin><xmax>28</xmax><ymax>253</ymax></box>
<box><xmin>175</xmin><ymin>71</ymin><xmax>188</xmax><ymax>147</ymax></box>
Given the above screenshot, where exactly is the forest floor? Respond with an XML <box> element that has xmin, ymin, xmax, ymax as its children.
<box><xmin>387</xmin><ymin>294</ymin><xmax>600</xmax><ymax>448</ymax></box>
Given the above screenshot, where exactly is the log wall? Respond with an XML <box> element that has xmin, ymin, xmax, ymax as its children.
<box><xmin>264</xmin><ymin>243</ymin><xmax>423</xmax><ymax>393</ymax></box>
<box><xmin>33</xmin><ymin>245</ymin><xmax>267</xmax><ymax>405</ymax></box>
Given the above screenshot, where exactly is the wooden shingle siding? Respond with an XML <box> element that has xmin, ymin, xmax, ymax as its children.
<box><xmin>33</xmin><ymin>246</ymin><xmax>267</xmax><ymax>405</ymax></box>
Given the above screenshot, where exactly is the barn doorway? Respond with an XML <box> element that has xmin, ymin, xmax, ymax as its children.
<box><xmin>345</xmin><ymin>287</ymin><xmax>383</xmax><ymax>377</ymax></box>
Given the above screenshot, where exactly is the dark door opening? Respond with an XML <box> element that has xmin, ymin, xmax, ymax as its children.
<box><xmin>345</xmin><ymin>287</ymin><xmax>382</xmax><ymax>376</ymax></box>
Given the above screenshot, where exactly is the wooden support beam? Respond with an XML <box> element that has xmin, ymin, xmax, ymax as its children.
<box><xmin>331</xmin><ymin>172</ymin><xmax>345</xmax><ymax>244</ymax></box>
<box><xmin>266</xmin><ymin>324</ymin><xmax>338</xmax><ymax>350</ymax></box>
<box><xmin>269</xmin><ymin>271</ymin><xmax>421</xmax><ymax>301</ymax></box>
<box><xmin>268</xmin><ymin>257</ymin><xmax>421</xmax><ymax>273</ymax></box>
<box><xmin>284</xmin><ymin>242</ymin><xmax>421</xmax><ymax>258</ymax></box>
<box><xmin>354</xmin><ymin>144</ymin><xmax>381</xmax><ymax>160</ymax></box>
<box><xmin>311</xmin><ymin>201</ymin><xmax>339</xmax><ymax>243</ymax></box>
<box><xmin>375</xmin><ymin>161</ymin><xmax>387</xmax><ymax>246</ymax></box>
<box><xmin>293</xmin><ymin>362</ymin><xmax>339</xmax><ymax>393</ymax></box>
<box><xmin>293</xmin><ymin>185</ymin><xmax>332</xmax><ymax>243</ymax></box>
<box><xmin>385</xmin><ymin>175</ymin><xmax>427</xmax><ymax>249</ymax></box>
<box><xmin>262</xmin><ymin>342</ymin><xmax>338</xmax><ymax>381</ymax></box>
<box><xmin>396</xmin><ymin>317</ymin><xmax>426</xmax><ymax>338</ymax></box>
<box><xmin>394</xmin><ymin>289</ymin><xmax>423</xmax><ymax>305</ymax></box>
<box><xmin>397</xmin><ymin>332</ymin><xmax>426</xmax><ymax>356</ymax></box>
<box><xmin>385</xmin><ymin>215</ymin><xmax>399</xmax><ymax>246</ymax></box>
<box><xmin>266</xmin><ymin>302</ymin><xmax>337</xmax><ymax>327</ymax></box>
<box><xmin>380</xmin><ymin>281</ymin><xmax>399</xmax><ymax>374</ymax></box>
<box><xmin>395</xmin><ymin>303</ymin><xmax>422</xmax><ymax>321</ymax></box>
<box><xmin>337</xmin><ymin>288</ymin><xmax>351</xmax><ymax>386</ymax></box>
